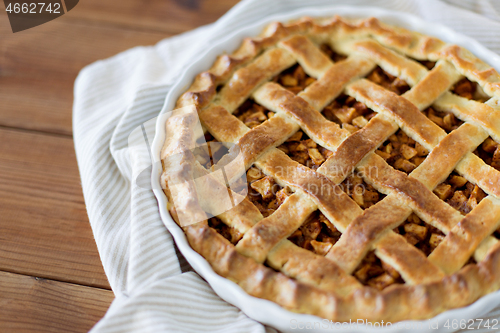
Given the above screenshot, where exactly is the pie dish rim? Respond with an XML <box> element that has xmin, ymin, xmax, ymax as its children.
<box><xmin>151</xmin><ymin>5</ymin><xmax>500</xmax><ymax>332</ymax></box>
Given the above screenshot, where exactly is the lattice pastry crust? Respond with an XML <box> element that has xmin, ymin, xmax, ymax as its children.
<box><xmin>161</xmin><ymin>16</ymin><xmax>500</xmax><ymax>322</ymax></box>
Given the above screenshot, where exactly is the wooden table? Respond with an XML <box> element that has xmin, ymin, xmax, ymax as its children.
<box><xmin>0</xmin><ymin>0</ymin><xmax>239</xmax><ymax>331</ymax></box>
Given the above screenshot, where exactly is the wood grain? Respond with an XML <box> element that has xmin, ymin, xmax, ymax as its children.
<box><xmin>0</xmin><ymin>76</ymin><xmax>74</xmax><ymax>136</ymax></box>
<box><xmin>0</xmin><ymin>14</ymin><xmax>167</xmax><ymax>135</ymax></box>
<box><xmin>69</xmin><ymin>0</ymin><xmax>240</xmax><ymax>34</ymax></box>
<box><xmin>0</xmin><ymin>271</ymin><xmax>114</xmax><ymax>333</ymax></box>
<box><xmin>0</xmin><ymin>0</ymin><xmax>240</xmax><ymax>331</ymax></box>
<box><xmin>0</xmin><ymin>128</ymin><xmax>109</xmax><ymax>289</ymax></box>
<box><xmin>0</xmin><ymin>0</ymin><xmax>239</xmax><ymax>135</ymax></box>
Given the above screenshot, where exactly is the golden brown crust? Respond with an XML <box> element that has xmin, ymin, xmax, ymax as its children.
<box><xmin>299</xmin><ymin>55</ymin><xmax>375</xmax><ymax>111</ymax></box>
<box><xmin>359</xmin><ymin>154</ymin><xmax>462</xmax><ymax>233</ymax></box>
<box><xmin>161</xmin><ymin>15</ymin><xmax>500</xmax><ymax>323</ymax></box>
<box><xmin>375</xmin><ymin>232</ymin><xmax>445</xmax><ymax>285</ymax></box>
<box><xmin>347</xmin><ymin>79</ymin><xmax>445</xmax><ymax>149</ymax></box>
<box><xmin>200</xmin><ymin>105</ymin><xmax>249</xmax><ymax>142</ymax></box>
<box><xmin>215</xmin><ymin>48</ymin><xmax>296</xmax><ymax>113</ymax></box>
<box><xmin>183</xmin><ymin>220</ymin><xmax>500</xmax><ymax>322</ymax></box>
<box><xmin>403</xmin><ymin>60</ymin><xmax>462</xmax><ymax>110</ymax></box>
<box><xmin>434</xmin><ymin>93</ymin><xmax>500</xmax><ymax>143</ymax></box>
<box><xmin>267</xmin><ymin>240</ymin><xmax>362</xmax><ymax>296</ymax></box>
<box><xmin>411</xmin><ymin>123</ymin><xmax>487</xmax><ymax>188</ymax></box>
<box><xmin>335</xmin><ymin>39</ymin><xmax>427</xmax><ymax>86</ymax></box>
<box><xmin>235</xmin><ymin>113</ymin><xmax>299</xmax><ymax>169</ymax></box>
<box><xmin>429</xmin><ymin>197</ymin><xmax>500</xmax><ymax>274</ymax></box>
<box><xmin>161</xmin><ymin>106</ymin><xmax>207</xmax><ymax>226</ymax></box>
<box><xmin>255</xmin><ymin>149</ymin><xmax>362</xmax><ymax>231</ymax></box>
<box><xmin>320</xmin><ymin>114</ymin><xmax>397</xmax><ymax>184</ymax></box>
<box><xmin>326</xmin><ymin>195</ymin><xmax>410</xmax><ymax>274</ymax></box>
<box><xmin>236</xmin><ymin>192</ymin><xmax>316</xmax><ymax>263</ymax></box>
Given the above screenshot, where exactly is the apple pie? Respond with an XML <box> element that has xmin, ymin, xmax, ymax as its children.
<box><xmin>161</xmin><ymin>16</ymin><xmax>500</xmax><ymax>322</ymax></box>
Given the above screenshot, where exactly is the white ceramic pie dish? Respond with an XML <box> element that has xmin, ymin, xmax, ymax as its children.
<box><xmin>151</xmin><ymin>5</ymin><xmax>500</xmax><ymax>332</ymax></box>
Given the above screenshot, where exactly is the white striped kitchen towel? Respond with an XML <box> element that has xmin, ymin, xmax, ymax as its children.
<box><xmin>73</xmin><ymin>0</ymin><xmax>500</xmax><ymax>332</ymax></box>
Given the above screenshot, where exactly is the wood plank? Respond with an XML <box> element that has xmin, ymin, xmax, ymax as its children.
<box><xmin>0</xmin><ymin>271</ymin><xmax>114</xmax><ymax>333</ymax></box>
<box><xmin>69</xmin><ymin>0</ymin><xmax>240</xmax><ymax>34</ymax></box>
<box><xmin>0</xmin><ymin>13</ymin><xmax>167</xmax><ymax>135</ymax></box>
<box><xmin>0</xmin><ymin>76</ymin><xmax>74</xmax><ymax>136</ymax></box>
<box><xmin>0</xmin><ymin>17</ymin><xmax>167</xmax><ymax>78</ymax></box>
<box><xmin>0</xmin><ymin>0</ymin><xmax>239</xmax><ymax>135</ymax></box>
<box><xmin>0</xmin><ymin>128</ymin><xmax>110</xmax><ymax>289</ymax></box>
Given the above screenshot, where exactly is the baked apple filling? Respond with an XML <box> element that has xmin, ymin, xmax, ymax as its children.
<box><xmin>273</xmin><ymin>63</ymin><xmax>316</xmax><ymax>94</ymax></box>
<box><xmin>394</xmin><ymin>214</ymin><xmax>445</xmax><ymax>256</ymax></box>
<box><xmin>434</xmin><ymin>172</ymin><xmax>486</xmax><ymax>216</ymax></box>
<box><xmin>235</xmin><ymin>99</ymin><xmax>273</xmax><ymax>129</ymax></box>
<box><xmin>366</xmin><ymin>66</ymin><xmax>410</xmax><ymax>95</ymax></box>
<box><xmin>288</xmin><ymin>210</ymin><xmax>342</xmax><ymax>256</ymax></box>
<box><xmin>319</xmin><ymin>43</ymin><xmax>347</xmax><ymax>62</ymax></box>
<box><xmin>208</xmin><ymin>217</ymin><xmax>243</xmax><ymax>245</ymax></box>
<box><xmin>323</xmin><ymin>94</ymin><xmax>377</xmax><ymax>134</ymax></box>
<box><xmin>424</xmin><ymin>107</ymin><xmax>464</xmax><ymax>133</ymax></box>
<box><xmin>417</xmin><ymin>60</ymin><xmax>436</xmax><ymax>70</ymax></box>
<box><xmin>205</xmin><ymin>52</ymin><xmax>488</xmax><ymax>290</ymax></box>
<box><xmin>355</xmin><ymin>213</ymin><xmax>448</xmax><ymax>291</ymax></box>
<box><xmin>353</xmin><ymin>251</ymin><xmax>404</xmax><ymax>290</ymax></box>
<box><xmin>339</xmin><ymin>173</ymin><xmax>385</xmax><ymax>210</ymax></box>
<box><xmin>246</xmin><ymin>166</ymin><xmax>292</xmax><ymax>218</ymax></box>
<box><xmin>194</xmin><ymin>132</ymin><xmax>227</xmax><ymax>169</ymax></box>
<box><xmin>376</xmin><ymin>129</ymin><xmax>429</xmax><ymax>174</ymax></box>
<box><xmin>475</xmin><ymin>137</ymin><xmax>500</xmax><ymax>171</ymax></box>
<box><xmin>452</xmin><ymin>77</ymin><xmax>489</xmax><ymax>102</ymax></box>
<box><xmin>277</xmin><ymin>130</ymin><xmax>332</xmax><ymax>170</ymax></box>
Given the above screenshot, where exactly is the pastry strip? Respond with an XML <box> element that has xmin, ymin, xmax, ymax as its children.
<box><xmin>162</xmin><ymin>16</ymin><xmax>500</xmax><ymax>322</ymax></box>
<box><xmin>334</xmin><ymin>39</ymin><xmax>428</xmax><ymax>86</ymax></box>
<box><xmin>278</xmin><ymin>35</ymin><xmax>334</xmax><ymax>78</ymax></box>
